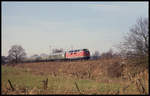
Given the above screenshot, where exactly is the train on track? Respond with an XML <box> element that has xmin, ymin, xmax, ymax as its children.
<box><xmin>24</xmin><ymin>49</ymin><xmax>90</xmax><ymax>62</ymax></box>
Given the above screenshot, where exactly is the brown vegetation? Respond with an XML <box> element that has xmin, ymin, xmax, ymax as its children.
<box><xmin>16</xmin><ymin>57</ymin><xmax>122</xmax><ymax>80</ymax></box>
<box><xmin>2</xmin><ymin>56</ymin><xmax>148</xmax><ymax>94</ymax></box>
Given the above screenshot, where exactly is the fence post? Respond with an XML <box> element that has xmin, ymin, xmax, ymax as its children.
<box><xmin>42</xmin><ymin>78</ymin><xmax>48</xmax><ymax>90</ymax></box>
<box><xmin>45</xmin><ymin>78</ymin><xmax>48</xmax><ymax>90</ymax></box>
<box><xmin>136</xmin><ymin>79</ymin><xmax>147</xmax><ymax>94</ymax></box>
<box><xmin>74</xmin><ymin>82</ymin><xmax>82</xmax><ymax>94</ymax></box>
<box><xmin>8</xmin><ymin>79</ymin><xmax>15</xmax><ymax>91</ymax></box>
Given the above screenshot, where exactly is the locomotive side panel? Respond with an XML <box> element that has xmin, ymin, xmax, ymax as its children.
<box><xmin>65</xmin><ymin>49</ymin><xmax>90</xmax><ymax>60</ymax></box>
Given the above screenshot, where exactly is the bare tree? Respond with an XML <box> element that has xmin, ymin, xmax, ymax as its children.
<box><xmin>8</xmin><ymin>45</ymin><xmax>26</xmax><ymax>63</ymax></box>
<box><xmin>119</xmin><ymin>17</ymin><xmax>148</xmax><ymax>67</ymax></box>
<box><xmin>101</xmin><ymin>48</ymin><xmax>114</xmax><ymax>59</ymax></box>
<box><xmin>92</xmin><ymin>51</ymin><xmax>100</xmax><ymax>59</ymax></box>
<box><xmin>123</xmin><ymin>17</ymin><xmax>149</xmax><ymax>56</ymax></box>
<box><xmin>52</xmin><ymin>48</ymin><xmax>63</xmax><ymax>53</ymax></box>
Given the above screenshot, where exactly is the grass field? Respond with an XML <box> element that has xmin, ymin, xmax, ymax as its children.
<box><xmin>1</xmin><ymin>58</ymin><xmax>149</xmax><ymax>94</ymax></box>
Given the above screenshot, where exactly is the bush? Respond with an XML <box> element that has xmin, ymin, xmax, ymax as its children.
<box><xmin>107</xmin><ymin>62</ymin><xmax>123</xmax><ymax>78</ymax></box>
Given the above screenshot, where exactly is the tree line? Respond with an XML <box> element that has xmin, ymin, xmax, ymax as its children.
<box><xmin>1</xmin><ymin>46</ymin><xmax>65</xmax><ymax>64</ymax></box>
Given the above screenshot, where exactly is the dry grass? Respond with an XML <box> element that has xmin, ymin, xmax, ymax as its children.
<box><xmin>15</xmin><ymin>57</ymin><xmax>122</xmax><ymax>80</ymax></box>
<box><xmin>2</xmin><ymin>57</ymin><xmax>149</xmax><ymax>94</ymax></box>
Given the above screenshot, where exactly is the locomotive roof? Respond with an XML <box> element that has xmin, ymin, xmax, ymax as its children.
<box><xmin>68</xmin><ymin>49</ymin><xmax>89</xmax><ymax>53</ymax></box>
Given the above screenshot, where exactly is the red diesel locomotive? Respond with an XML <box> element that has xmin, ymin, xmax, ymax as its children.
<box><xmin>65</xmin><ymin>49</ymin><xmax>90</xmax><ymax>60</ymax></box>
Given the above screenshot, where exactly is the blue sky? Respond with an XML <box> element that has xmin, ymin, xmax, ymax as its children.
<box><xmin>2</xmin><ymin>2</ymin><xmax>148</xmax><ymax>57</ymax></box>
